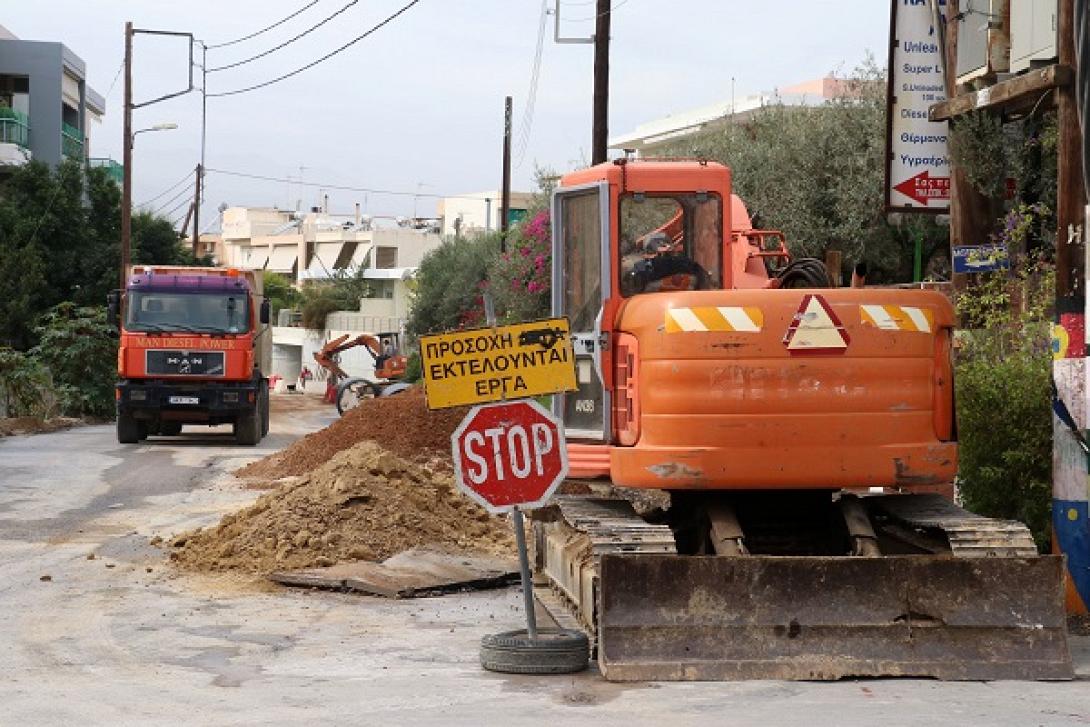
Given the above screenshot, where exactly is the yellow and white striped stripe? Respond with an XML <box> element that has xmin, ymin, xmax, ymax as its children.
<box><xmin>665</xmin><ymin>306</ymin><xmax>764</xmax><ymax>333</ymax></box>
<box><xmin>859</xmin><ymin>305</ymin><xmax>934</xmax><ymax>333</ymax></box>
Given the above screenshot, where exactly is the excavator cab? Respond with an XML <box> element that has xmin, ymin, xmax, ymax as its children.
<box><xmin>538</xmin><ymin>159</ymin><xmax>1072</xmax><ymax>681</ymax></box>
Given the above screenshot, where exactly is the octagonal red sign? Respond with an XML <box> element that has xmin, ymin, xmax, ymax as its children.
<box><xmin>451</xmin><ymin>400</ymin><xmax>568</xmax><ymax>514</ymax></box>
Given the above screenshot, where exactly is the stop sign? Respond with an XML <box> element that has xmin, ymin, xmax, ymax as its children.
<box><xmin>451</xmin><ymin>400</ymin><xmax>569</xmax><ymax>514</ymax></box>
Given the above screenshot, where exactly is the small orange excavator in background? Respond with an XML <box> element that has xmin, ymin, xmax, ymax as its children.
<box><xmin>530</xmin><ymin>158</ymin><xmax>1071</xmax><ymax>681</ymax></box>
<box><xmin>312</xmin><ymin>332</ymin><xmax>410</xmax><ymax>414</ymax></box>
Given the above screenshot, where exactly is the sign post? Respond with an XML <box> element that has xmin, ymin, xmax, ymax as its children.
<box><xmin>884</xmin><ymin>0</ymin><xmax>951</xmax><ymax>213</ymax></box>
<box><xmin>451</xmin><ymin>400</ymin><xmax>569</xmax><ymax>639</ymax></box>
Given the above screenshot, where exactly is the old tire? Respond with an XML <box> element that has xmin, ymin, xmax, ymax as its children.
<box><xmin>335</xmin><ymin>378</ymin><xmax>381</xmax><ymax>416</ymax></box>
<box><xmin>159</xmin><ymin>421</ymin><xmax>182</xmax><ymax>436</ymax></box>
<box><xmin>117</xmin><ymin>412</ymin><xmax>141</xmax><ymax>444</ymax></box>
<box><xmin>234</xmin><ymin>407</ymin><xmax>262</xmax><ymax>445</ymax></box>
<box><xmin>480</xmin><ymin>629</ymin><xmax>589</xmax><ymax>675</ymax></box>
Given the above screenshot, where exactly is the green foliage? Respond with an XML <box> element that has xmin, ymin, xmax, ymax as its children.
<box><xmin>955</xmin><ymin>264</ymin><xmax>1054</xmax><ymax>550</ymax></box>
<box><xmin>654</xmin><ymin>59</ymin><xmax>949</xmax><ymax>284</ymax></box>
<box><xmin>262</xmin><ymin>271</ymin><xmax>302</xmax><ymax>320</ymax></box>
<box><xmin>490</xmin><ymin>209</ymin><xmax>551</xmax><ymax>323</ymax></box>
<box><xmin>132</xmin><ymin>211</ymin><xmax>198</xmax><ymax>266</ymax></box>
<box><xmin>0</xmin><ymin>161</ymin><xmax>184</xmax><ymax>350</ymax></box>
<box><xmin>406</xmin><ymin>233</ymin><xmax>500</xmax><ymax>336</ymax></box>
<box><xmin>299</xmin><ymin>265</ymin><xmax>375</xmax><ymax>329</ymax></box>
<box><xmin>30</xmin><ymin>303</ymin><xmax>118</xmax><ymax>418</ymax></box>
<box><xmin>403</xmin><ymin>351</ymin><xmax>422</xmax><ymax>383</ymax></box>
<box><xmin>0</xmin><ymin>347</ymin><xmax>54</xmax><ymax>418</ymax></box>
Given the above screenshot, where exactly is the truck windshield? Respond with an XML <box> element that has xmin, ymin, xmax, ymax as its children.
<box><xmin>125</xmin><ymin>291</ymin><xmax>250</xmax><ymax>334</ymax></box>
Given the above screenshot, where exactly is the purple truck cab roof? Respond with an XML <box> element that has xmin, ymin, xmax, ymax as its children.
<box><xmin>127</xmin><ymin>273</ymin><xmax>251</xmax><ymax>294</ymax></box>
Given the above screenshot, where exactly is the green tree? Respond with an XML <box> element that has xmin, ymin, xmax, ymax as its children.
<box><xmin>262</xmin><ymin>271</ymin><xmax>303</xmax><ymax>321</ymax></box>
<box><xmin>0</xmin><ymin>161</ymin><xmax>184</xmax><ymax>349</ymax></box>
<box><xmin>30</xmin><ymin>303</ymin><xmax>117</xmax><ymax>418</ymax></box>
<box><xmin>406</xmin><ymin>232</ymin><xmax>499</xmax><ymax>336</ymax></box>
<box><xmin>656</xmin><ymin>59</ymin><xmax>949</xmax><ymax>284</ymax></box>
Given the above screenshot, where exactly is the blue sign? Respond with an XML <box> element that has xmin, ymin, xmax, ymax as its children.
<box><xmin>952</xmin><ymin>244</ymin><xmax>1010</xmax><ymax>274</ymax></box>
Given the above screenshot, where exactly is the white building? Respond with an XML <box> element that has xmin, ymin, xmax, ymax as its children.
<box><xmin>609</xmin><ymin>76</ymin><xmax>878</xmax><ymax>155</ymax></box>
<box><xmin>436</xmin><ymin>190</ymin><xmax>534</xmax><ymax>238</ymax></box>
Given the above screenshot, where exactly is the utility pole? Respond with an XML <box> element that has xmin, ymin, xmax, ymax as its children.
<box><xmin>120</xmin><ymin>21</ymin><xmax>134</xmax><ymax>290</ymax></box>
<box><xmin>500</xmin><ymin>95</ymin><xmax>513</xmax><ymax>250</ymax></box>
<box><xmin>192</xmin><ymin>163</ymin><xmax>202</xmax><ymax>256</ymax></box>
<box><xmin>1057</xmin><ymin>0</ymin><xmax>1086</xmax><ymax>298</ymax></box>
<box><xmin>591</xmin><ymin>0</ymin><xmax>611</xmax><ymax>164</ymax></box>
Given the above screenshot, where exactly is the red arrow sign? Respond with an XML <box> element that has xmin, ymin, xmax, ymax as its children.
<box><xmin>451</xmin><ymin>400</ymin><xmax>568</xmax><ymax>514</ymax></box>
<box><xmin>893</xmin><ymin>171</ymin><xmax>950</xmax><ymax>206</ymax></box>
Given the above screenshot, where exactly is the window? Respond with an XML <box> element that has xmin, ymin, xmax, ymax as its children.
<box><xmin>561</xmin><ymin>191</ymin><xmax>602</xmax><ymax>332</ymax></box>
<box><xmin>375</xmin><ymin>246</ymin><xmax>398</xmax><ymax>269</ymax></box>
<box><xmin>125</xmin><ymin>292</ymin><xmax>250</xmax><ymax>334</ymax></box>
<box><xmin>619</xmin><ymin>193</ymin><xmax>722</xmax><ymax>296</ymax></box>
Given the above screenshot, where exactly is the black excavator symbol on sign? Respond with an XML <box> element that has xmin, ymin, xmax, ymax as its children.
<box><xmin>518</xmin><ymin>327</ymin><xmax>567</xmax><ymax>350</ymax></box>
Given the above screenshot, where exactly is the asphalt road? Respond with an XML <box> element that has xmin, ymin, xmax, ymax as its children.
<box><xmin>1</xmin><ymin>397</ymin><xmax>1089</xmax><ymax>726</ymax></box>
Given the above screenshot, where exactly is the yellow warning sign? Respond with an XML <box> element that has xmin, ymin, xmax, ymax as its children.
<box><xmin>420</xmin><ymin>317</ymin><xmax>577</xmax><ymax>410</ymax></box>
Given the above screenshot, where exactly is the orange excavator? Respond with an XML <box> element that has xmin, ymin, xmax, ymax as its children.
<box><xmin>532</xmin><ymin>159</ymin><xmax>1071</xmax><ymax>680</ymax></box>
<box><xmin>312</xmin><ymin>332</ymin><xmax>410</xmax><ymax>414</ymax></box>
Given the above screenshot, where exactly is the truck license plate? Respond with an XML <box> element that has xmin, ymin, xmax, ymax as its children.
<box><xmin>169</xmin><ymin>396</ymin><xmax>199</xmax><ymax>405</ymax></box>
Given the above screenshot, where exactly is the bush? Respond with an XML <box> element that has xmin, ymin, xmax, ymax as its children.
<box><xmin>30</xmin><ymin>303</ymin><xmax>117</xmax><ymax>418</ymax></box>
<box><xmin>490</xmin><ymin>209</ymin><xmax>551</xmax><ymax>323</ymax></box>
<box><xmin>955</xmin><ymin>262</ymin><xmax>1054</xmax><ymax>550</ymax></box>
<box><xmin>0</xmin><ymin>347</ymin><xmax>55</xmax><ymax>418</ymax></box>
<box><xmin>406</xmin><ymin>233</ymin><xmax>499</xmax><ymax>337</ymax></box>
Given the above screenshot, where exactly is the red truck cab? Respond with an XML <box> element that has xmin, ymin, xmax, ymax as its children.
<box><xmin>109</xmin><ymin>266</ymin><xmax>271</xmax><ymax>445</ymax></box>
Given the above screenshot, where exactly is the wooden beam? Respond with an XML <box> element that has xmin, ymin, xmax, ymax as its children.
<box><xmin>929</xmin><ymin>64</ymin><xmax>1074</xmax><ymax>121</ymax></box>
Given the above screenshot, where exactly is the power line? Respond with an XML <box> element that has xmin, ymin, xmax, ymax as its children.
<box><xmin>151</xmin><ymin>184</ymin><xmax>194</xmax><ymax>216</ymax></box>
<box><xmin>207</xmin><ymin>0</ymin><xmax>423</xmax><ymax>98</ymax></box>
<box><xmin>206</xmin><ymin>0</ymin><xmax>321</xmax><ymax>49</ymax></box>
<box><xmin>137</xmin><ymin>169</ymin><xmax>194</xmax><ymax>208</ymax></box>
<box><xmin>209</xmin><ymin>0</ymin><xmax>360</xmax><ymax>73</ymax></box>
<box><xmin>564</xmin><ymin>0</ymin><xmax>629</xmax><ymax>22</ymax></box>
<box><xmin>103</xmin><ymin>59</ymin><xmax>124</xmax><ymax>100</ymax></box>
<box><xmin>205</xmin><ymin>166</ymin><xmax>483</xmax><ymax>201</ymax></box>
<box><xmin>162</xmin><ymin>193</ymin><xmax>194</xmax><ymax>222</ymax></box>
<box><xmin>515</xmin><ymin>0</ymin><xmax>549</xmax><ymax>169</ymax></box>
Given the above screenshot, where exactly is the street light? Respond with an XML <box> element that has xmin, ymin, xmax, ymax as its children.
<box><xmin>130</xmin><ymin>122</ymin><xmax>178</xmax><ymax>149</ymax></box>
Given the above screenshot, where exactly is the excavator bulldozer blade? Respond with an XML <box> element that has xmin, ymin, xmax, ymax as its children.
<box><xmin>597</xmin><ymin>554</ymin><xmax>1073</xmax><ymax>681</ymax></box>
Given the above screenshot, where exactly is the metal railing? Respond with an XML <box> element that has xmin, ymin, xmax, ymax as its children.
<box><xmin>87</xmin><ymin>157</ymin><xmax>124</xmax><ymax>184</ymax></box>
<box><xmin>61</xmin><ymin>122</ymin><xmax>83</xmax><ymax>159</ymax></box>
<box><xmin>0</xmin><ymin>108</ymin><xmax>29</xmax><ymax>148</ymax></box>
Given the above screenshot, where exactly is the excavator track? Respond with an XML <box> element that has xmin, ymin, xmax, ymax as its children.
<box><xmin>531</xmin><ymin>491</ymin><xmax>1073</xmax><ymax>681</ymax></box>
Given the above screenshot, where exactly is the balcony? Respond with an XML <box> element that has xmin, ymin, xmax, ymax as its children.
<box><xmin>0</xmin><ymin>108</ymin><xmax>29</xmax><ymax>148</ymax></box>
<box><xmin>61</xmin><ymin>122</ymin><xmax>83</xmax><ymax>159</ymax></box>
<box><xmin>88</xmin><ymin>157</ymin><xmax>123</xmax><ymax>184</ymax></box>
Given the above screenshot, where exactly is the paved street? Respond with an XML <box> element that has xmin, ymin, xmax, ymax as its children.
<box><xmin>0</xmin><ymin>396</ymin><xmax>1088</xmax><ymax>726</ymax></box>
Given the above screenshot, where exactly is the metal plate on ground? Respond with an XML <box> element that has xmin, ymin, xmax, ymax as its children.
<box><xmin>270</xmin><ymin>548</ymin><xmax>518</xmax><ymax>598</ymax></box>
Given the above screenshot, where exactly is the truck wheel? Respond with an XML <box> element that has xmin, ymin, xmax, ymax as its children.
<box><xmin>234</xmin><ymin>408</ymin><xmax>262</xmax><ymax>446</ymax></box>
<box><xmin>260</xmin><ymin>385</ymin><xmax>270</xmax><ymax>437</ymax></box>
<box><xmin>479</xmin><ymin>629</ymin><xmax>589</xmax><ymax>675</ymax></box>
<box><xmin>160</xmin><ymin>422</ymin><xmax>182</xmax><ymax>436</ymax></box>
<box><xmin>117</xmin><ymin>412</ymin><xmax>141</xmax><ymax>444</ymax></box>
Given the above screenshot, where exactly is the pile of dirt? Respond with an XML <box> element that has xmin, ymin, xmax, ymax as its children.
<box><xmin>236</xmin><ymin>387</ymin><xmax>468</xmax><ymax>481</ymax></box>
<box><xmin>0</xmin><ymin>416</ymin><xmax>82</xmax><ymax>437</ymax></box>
<box><xmin>171</xmin><ymin>440</ymin><xmax>513</xmax><ymax>574</ymax></box>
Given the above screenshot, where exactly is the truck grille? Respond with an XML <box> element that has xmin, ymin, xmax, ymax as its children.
<box><xmin>145</xmin><ymin>350</ymin><xmax>225</xmax><ymax>376</ymax></box>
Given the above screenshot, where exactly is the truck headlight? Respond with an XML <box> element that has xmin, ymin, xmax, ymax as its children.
<box><xmin>129</xmin><ymin>389</ymin><xmax>146</xmax><ymax>401</ymax></box>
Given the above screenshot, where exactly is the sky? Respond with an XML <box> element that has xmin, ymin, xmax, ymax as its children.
<box><xmin>8</xmin><ymin>1</ymin><xmax>890</xmax><ymax>230</ymax></box>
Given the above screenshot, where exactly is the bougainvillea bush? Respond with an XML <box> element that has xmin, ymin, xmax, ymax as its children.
<box><xmin>489</xmin><ymin>209</ymin><xmax>551</xmax><ymax>323</ymax></box>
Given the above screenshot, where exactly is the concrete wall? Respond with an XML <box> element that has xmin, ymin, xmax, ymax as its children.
<box><xmin>437</xmin><ymin>191</ymin><xmax>533</xmax><ymax>238</ymax></box>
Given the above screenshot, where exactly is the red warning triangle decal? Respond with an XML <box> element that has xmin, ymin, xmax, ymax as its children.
<box><xmin>783</xmin><ymin>294</ymin><xmax>850</xmax><ymax>354</ymax></box>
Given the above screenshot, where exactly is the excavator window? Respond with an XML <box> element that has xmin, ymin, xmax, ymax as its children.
<box><xmin>619</xmin><ymin>193</ymin><xmax>722</xmax><ymax>296</ymax></box>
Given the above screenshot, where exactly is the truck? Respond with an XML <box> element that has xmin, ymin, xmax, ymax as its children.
<box><xmin>108</xmin><ymin>265</ymin><xmax>272</xmax><ymax>445</ymax></box>
<box><xmin>530</xmin><ymin>159</ymin><xmax>1071</xmax><ymax>680</ymax></box>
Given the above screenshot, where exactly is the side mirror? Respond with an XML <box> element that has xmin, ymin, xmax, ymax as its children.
<box><xmin>106</xmin><ymin>289</ymin><xmax>121</xmax><ymax>329</ymax></box>
<box><xmin>260</xmin><ymin>298</ymin><xmax>271</xmax><ymax>325</ymax></box>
